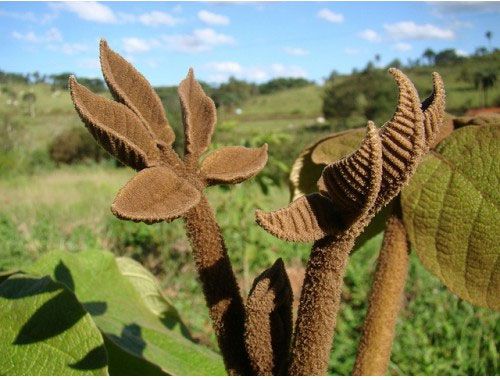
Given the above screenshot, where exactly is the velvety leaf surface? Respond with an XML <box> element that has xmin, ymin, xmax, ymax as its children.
<box><xmin>201</xmin><ymin>145</ymin><xmax>268</xmax><ymax>185</ymax></box>
<box><xmin>25</xmin><ymin>250</ymin><xmax>226</xmax><ymax>375</ymax></box>
<box><xmin>288</xmin><ymin>127</ymin><xmax>391</xmax><ymax>247</ymax></box>
<box><xmin>402</xmin><ymin>124</ymin><xmax>499</xmax><ymax>310</ymax></box>
<box><xmin>178</xmin><ymin>69</ymin><xmax>216</xmax><ymax>159</ymax></box>
<box><xmin>69</xmin><ymin>76</ymin><xmax>160</xmax><ymax>170</ymax></box>
<box><xmin>0</xmin><ymin>274</ymin><xmax>107</xmax><ymax>375</ymax></box>
<box><xmin>112</xmin><ymin>166</ymin><xmax>201</xmax><ymax>223</ymax></box>
<box><xmin>100</xmin><ymin>40</ymin><xmax>175</xmax><ymax>146</ymax></box>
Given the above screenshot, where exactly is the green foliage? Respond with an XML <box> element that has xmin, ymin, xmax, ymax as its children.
<box><xmin>22</xmin><ymin>250</ymin><xmax>225</xmax><ymax>375</ymax></box>
<box><xmin>0</xmin><ymin>214</ymin><xmax>27</xmax><ymax>270</ymax></box>
<box><xmin>0</xmin><ymin>274</ymin><xmax>108</xmax><ymax>375</ymax></box>
<box><xmin>435</xmin><ymin>49</ymin><xmax>464</xmax><ymax>66</ymax></box>
<box><xmin>258</xmin><ymin>77</ymin><xmax>313</xmax><ymax>95</ymax></box>
<box><xmin>322</xmin><ymin>70</ymin><xmax>397</xmax><ymax>125</ymax></box>
<box><xmin>49</xmin><ymin>127</ymin><xmax>111</xmax><ymax>165</ymax></box>
<box><xmin>402</xmin><ymin>123</ymin><xmax>499</xmax><ymax>310</ymax></box>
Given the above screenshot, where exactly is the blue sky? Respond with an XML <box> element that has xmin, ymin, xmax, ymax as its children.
<box><xmin>1</xmin><ymin>1</ymin><xmax>499</xmax><ymax>86</ymax></box>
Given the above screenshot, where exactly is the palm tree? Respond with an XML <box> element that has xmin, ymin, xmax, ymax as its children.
<box><xmin>474</xmin><ymin>71</ymin><xmax>497</xmax><ymax>106</ymax></box>
<box><xmin>485</xmin><ymin>31</ymin><xmax>493</xmax><ymax>51</ymax></box>
<box><xmin>422</xmin><ymin>48</ymin><xmax>436</xmax><ymax>66</ymax></box>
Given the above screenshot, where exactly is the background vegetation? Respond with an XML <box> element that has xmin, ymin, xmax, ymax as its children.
<box><xmin>0</xmin><ymin>47</ymin><xmax>498</xmax><ymax>375</ymax></box>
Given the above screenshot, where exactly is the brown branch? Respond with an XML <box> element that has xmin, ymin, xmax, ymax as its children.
<box><xmin>353</xmin><ymin>212</ymin><xmax>409</xmax><ymax>375</ymax></box>
<box><xmin>184</xmin><ymin>195</ymin><xmax>252</xmax><ymax>375</ymax></box>
<box><xmin>288</xmin><ymin>234</ymin><xmax>355</xmax><ymax>375</ymax></box>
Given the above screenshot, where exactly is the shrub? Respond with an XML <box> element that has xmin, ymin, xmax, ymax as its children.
<box><xmin>48</xmin><ymin>127</ymin><xmax>110</xmax><ymax>165</ymax></box>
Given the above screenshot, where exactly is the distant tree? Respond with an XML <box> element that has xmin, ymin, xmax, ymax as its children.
<box><xmin>362</xmin><ymin>61</ymin><xmax>376</xmax><ymax>74</ymax></box>
<box><xmin>435</xmin><ymin>49</ymin><xmax>462</xmax><ymax>65</ymax></box>
<box><xmin>50</xmin><ymin>72</ymin><xmax>74</xmax><ymax>91</ymax></box>
<box><xmin>258</xmin><ymin>77</ymin><xmax>312</xmax><ymax>95</ymax></box>
<box><xmin>386</xmin><ymin>58</ymin><xmax>403</xmax><ymax>70</ymax></box>
<box><xmin>485</xmin><ymin>30</ymin><xmax>493</xmax><ymax>51</ymax></box>
<box><xmin>374</xmin><ymin>54</ymin><xmax>381</xmax><ymax>66</ymax></box>
<box><xmin>325</xmin><ymin>70</ymin><xmax>339</xmax><ymax>83</ymax></box>
<box><xmin>77</xmin><ymin>78</ymin><xmax>106</xmax><ymax>93</ymax></box>
<box><xmin>422</xmin><ymin>48</ymin><xmax>436</xmax><ymax>66</ymax></box>
<box><xmin>474</xmin><ymin>71</ymin><xmax>497</xmax><ymax>106</ymax></box>
<box><xmin>474</xmin><ymin>46</ymin><xmax>489</xmax><ymax>57</ymax></box>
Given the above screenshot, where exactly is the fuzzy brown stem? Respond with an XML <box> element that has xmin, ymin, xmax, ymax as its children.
<box><xmin>352</xmin><ymin>213</ymin><xmax>409</xmax><ymax>375</ymax></box>
<box><xmin>184</xmin><ymin>195</ymin><xmax>251</xmax><ymax>375</ymax></box>
<box><xmin>288</xmin><ymin>234</ymin><xmax>355</xmax><ymax>375</ymax></box>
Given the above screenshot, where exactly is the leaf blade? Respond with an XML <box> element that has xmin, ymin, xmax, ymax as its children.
<box><xmin>201</xmin><ymin>145</ymin><xmax>268</xmax><ymax>185</ymax></box>
<box><xmin>100</xmin><ymin>39</ymin><xmax>175</xmax><ymax>145</ymax></box>
<box><xmin>112</xmin><ymin>166</ymin><xmax>201</xmax><ymax>223</ymax></box>
<box><xmin>402</xmin><ymin>124</ymin><xmax>500</xmax><ymax>310</ymax></box>
<box><xmin>178</xmin><ymin>69</ymin><xmax>216</xmax><ymax>160</ymax></box>
<box><xmin>69</xmin><ymin>76</ymin><xmax>160</xmax><ymax>170</ymax></box>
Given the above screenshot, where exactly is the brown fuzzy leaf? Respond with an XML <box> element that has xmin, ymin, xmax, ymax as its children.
<box><xmin>200</xmin><ymin>145</ymin><xmax>268</xmax><ymax>185</ymax></box>
<box><xmin>255</xmin><ymin>193</ymin><xmax>340</xmax><ymax>243</ymax></box>
<box><xmin>100</xmin><ymin>40</ymin><xmax>175</xmax><ymax>145</ymax></box>
<box><xmin>421</xmin><ymin>72</ymin><xmax>446</xmax><ymax>149</ymax></box>
<box><xmin>69</xmin><ymin>76</ymin><xmax>160</xmax><ymax>170</ymax></box>
<box><xmin>112</xmin><ymin>166</ymin><xmax>201</xmax><ymax>223</ymax></box>
<box><xmin>318</xmin><ymin>121</ymin><xmax>383</xmax><ymax>225</ymax></box>
<box><xmin>178</xmin><ymin>69</ymin><xmax>216</xmax><ymax>159</ymax></box>
<box><xmin>374</xmin><ymin>68</ymin><xmax>425</xmax><ymax>211</ymax></box>
<box><xmin>245</xmin><ymin>258</ymin><xmax>293</xmax><ymax>375</ymax></box>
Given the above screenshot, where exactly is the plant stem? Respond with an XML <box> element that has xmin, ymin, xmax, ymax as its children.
<box><xmin>288</xmin><ymin>234</ymin><xmax>355</xmax><ymax>375</ymax></box>
<box><xmin>184</xmin><ymin>195</ymin><xmax>251</xmax><ymax>375</ymax></box>
<box><xmin>352</xmin><ymin>213</ymin><xmax>409</xmax><ymax>375</ymax></box>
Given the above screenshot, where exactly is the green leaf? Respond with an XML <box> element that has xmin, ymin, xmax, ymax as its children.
<box><xmin>115</xmin><ymin>256</ymin><xmax>191</xmax><ymax>338</ymax></box>
<box><xmin>289</xmin><ymin>127</ymin><xmax>391</xmax><ymax>249</ymax></box>
<box><xmin>402</xmin><ymin>124</ymin><xmax>499</xmax><ymax>310</ymax></box>
<box><xmin>24</xmin><ymin>250</ymin><xmax>226</xmax><ymax>375</ymax></box>
<box><xmin>0</xmin><ymin>274</ymin><xmax>108</xmax><ymax>375</ymax></box>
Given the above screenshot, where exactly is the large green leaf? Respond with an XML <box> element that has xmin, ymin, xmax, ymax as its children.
<box><xmin>402</xmin><ymin>124</ymin><xmax>499</xmax><ymax>310</ymax></box>
<box><xmin>25</xmin><ymin>250</ymin><xmax>226</xmax><ymax>375</ymax></box>
<box><xmin>289</xmin><ymin>127</ymin><xmax>392</xmax><ymax>249</ymax></box>
<box><xmin>0</xmin><ymin>274</ymin><xmax>108</xmax><ymax>375</ymax></box>
<box><xmin>115</xmin><ymin>257</ymin><xmax>191</xmax><ymax>338</ymax></box>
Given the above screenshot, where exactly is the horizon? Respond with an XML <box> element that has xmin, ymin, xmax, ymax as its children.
<box><xmin>1</xmin><ymin>1</ymin><xmax>499</xmax><ymax>86</ymax></box>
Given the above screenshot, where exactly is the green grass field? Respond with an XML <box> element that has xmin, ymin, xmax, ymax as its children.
<box><xmin>0</xmin><ymin>55</ymin><xmax>499</xmax><ymax>375</ymax></box>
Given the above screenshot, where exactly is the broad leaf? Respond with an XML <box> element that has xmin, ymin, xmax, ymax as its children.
<box><xmin>112</xmin><ymin>166</ymin><xmax>201</xmax><ymax>223</ymax></box>
<box><xmin>100</xmin><ymin>40</ymin><xmax>175</xmax><ymax>146</ymax></box>
<box><xmin>115</xmin><ymin>257</ymin><xmax>191</xmax><ymax>337</ymax></box>
<box><xmin>0</xmin><ymin>274</ymin><xmax>107</xmax><ymax>375</ymax></box>
<box><xmin>178</xmin><ymin>69</ymin><xmax>216</xmax><ymax>159</ymax></box>
<box><xmin>201</xmin><ymin>145</ymin><xmax>268</xmax><ymax>185</ymax></box>
<box><xmin>402</xmin><ymin>124</ymin><xmax>499</xmax><ymax>310</ymax></box>
<box><xmin>69</xmin><ymin>76</ymin><xmax>160</xmax><ymax>170</ymax></box>
<box><xmin>25</xmin><ymin>250</ymin><xmax>226</xmax><ymax>375</ymax></box>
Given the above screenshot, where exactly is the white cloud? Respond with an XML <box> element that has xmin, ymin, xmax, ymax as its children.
<box><xmin>198</xmin><ymin>10</ymin><xmax>230</xmax><ymax>26</ymax></box>
<box><xmin>430</xmin><ymin>2</ymin><xmax>500</xmax><ymax>15</ymax></box>
<box><xmin>384</xmin><ymin>21</ymin><xmax>454</xmax><ymax>40</ymax></box>
<box><xmin>0</xmin><ymin>9</ymin><xmax>58</xmax><ymax>24</ymax></box>
<box><xmin>51</xmin><ymin>2</ymin><xmax>117</xmax><ymax>23</ymax></box>
<box><xmin>162</xmin><ymin>28</ymin><xmax>235</xmax><ymax>53</ymax></box>
<box><xmin>283</xmin><ymin>47</ymin><xmax>309</xmax><ymax>56</ymax></box>
<box><xmin>455</xmin><ymin>49</ymin><xmax>469</xmax><ymax>57</ymax></box>
<box><xmin>122</xmin><ymin>37</ymin><xmax>158</xmax><ymax>54</ymax></box>
<box><xmin>393</xmin><ymin>42</ymin><xmax>412</xmax><ymax>52</ymax></box>
<box><xmin>317</xmin><ymin>8</ymin><xmax>344</xmax><ymax>23</ymax></box>
<box><xmin>12</xmin><ymin>27</ymin><xmax>62</xmax><ymax>43</ymax></box>
<box><xmin>344</xmin><ymin>47</ymin><xmax>360</xmax><ymax>55</ymax></box>
<box><xmin>49</xmin><ymin>42</ymin><xmax>88</xmax><ymax>55</ymax></box>
<box><xmin>78</xmin><ymin>58</ymin><xmax>100</xmax><ymax>70</ymax></box>
<box><xmin>139</xmin><ymin>11</ymin><xmax>181</xmax><ymax>26</ymax></box>
<box><xmin>205</xmin><ymin>61</ymin><xmax>307</xmax><ymax>83</ymax></box>
<box><xmin>358</xmin><ymin>29</ymin><xmax>381</xmax><ymax>42</ymax></box>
